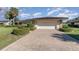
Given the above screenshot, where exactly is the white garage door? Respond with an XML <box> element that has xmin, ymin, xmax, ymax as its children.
<box><xmin>35</xmin><ymin>23</ymin><xmax>56</xmax><ymax>29</ymax></box>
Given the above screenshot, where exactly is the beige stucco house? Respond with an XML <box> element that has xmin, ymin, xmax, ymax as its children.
<box><xmin>31</xmin><ymin>17</ymin><xmax>68</xmax><ymax>29</ymax></box>
<box><xmin>21</xmin><ymin>17</ymin><xmax>68</xmax><ymax>29</ymax></box>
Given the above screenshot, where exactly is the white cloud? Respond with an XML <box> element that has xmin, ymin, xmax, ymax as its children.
<box><xmin>57</xmin><ymin>13</ymin><xmax>68</xmax><ymax>17</ymax></box>
<box><xmin>20</xmin><ymin>13</ymin><xmax>30</xmax><ymax>17</ymax></box>
<box><xmin>64</xmin><ymin>9</ymin><xmax>70</xmax><ymax>13</ymax></box>
<box><xmin>52</xmin><ymin>8</ymin><xmax>79</xmax><ymax>19</ymax></box>
<box><xmin>20</xmin><ymin>12</ymin><xmax>42</xmax><ymax>19</ymax></box>
<box><xmin>55</xmin><ymin>8</ymin><xmax>62</xmax><ymax>11</ymax></box>
<box><xmin>47</xmin><ymin>8</ymin><xmax>75</xmax><ymax>17</ymax></box>
<box><xmin>47</xmin><ymin>8</ymin><xmax>50</xmax><ymax>11</ymax></box>
<box><xmin>19</xmin><ymin>8</ymin><xmax>79</xmax><ymax>20</ymax></box>
<box><xmin>19</xmin><ymin>13</ymin><xmax>31</xmax><ymax>19</ymax></box>
<box><xmin>33</xmin><ymin>12</ymin><xmax>42</xmax><ymax>17</ymax></box>
<box><xmin>19</xmin><ymin>12</ymin><xmax>43</xmax><ymax>19</ymax></box>
<box><xmin>33</xmin><ymin>12</ymin><xmax>42</xmax><ymax>16</ymax></box>
<box><xmin>57</xmin><ymin>12</ymin><xmax>79</xmax><ymax>19</ymax></box>
<box><xmin>47</xmin><ymin>8</ymin><xmax>62</xmax><ymax>16</ymax></box>
<box><xmin>47</xmin><ymin>10</ymin><xmax>56</xmax><ymax>16</ymax></box>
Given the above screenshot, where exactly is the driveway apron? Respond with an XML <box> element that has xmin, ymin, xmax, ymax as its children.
<box><xmin>2</xmin><ymin>29</ymin><xmax>79</xmax><ymax>51</ymax></box>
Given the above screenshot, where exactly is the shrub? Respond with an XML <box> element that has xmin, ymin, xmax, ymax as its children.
<box><xmin>27</xmin><ymin>22</ymin><xmax>36</xmax><ymax>31</ymax></box>
<box><xmin>27</xmin><ymin>23</ymin><xmax>34</xmax><ymax>28</ymax></box>
<box><xmin>17</xmin><ymin>25</ymin><xmax>27</xmax><ymax>29</ymax></box>
<box><xmin>11</xmin><ymin>28</ymin><xmax>29</xmax><ymax>35</ymax></box>
<box><xmin>4</xmin><ymin>25</ymin><xmax>17</xmax><ymax>27</ymax></box>
<box><xmin>30</xmin><ymin>27</ymin><xmax>36</xmax><ymax>31</ymax></box>
<box><xmin>59</xmin><ymin>28</ymin><xmax>73</xmax><ymax>32</ymax></box>
<box><xmin>63</xmin><ymin>24</ymin><xmax>69</xmax><ymax>28</ymax></box>
<box><xmin>68</xmin><ymin>24</ymin><xmax>73</xmax><ymax>27</ymax></box>
<box><xmin>17</xmin><ymin>25</ymin><xmax>31</xmax><ymax>31</ymax></box>
<box><xmin>59</xmin><ymin>28</ymin><xmax>64</xmax><ymax>31</ymax></box>
<box><xmin>0</xmin><ymin>23</ymin><xmax>4</xmax><ymax>27</ymax></box>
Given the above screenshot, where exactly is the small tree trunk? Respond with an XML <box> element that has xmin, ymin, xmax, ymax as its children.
<box><xmin>11</xmin><ymin>19</ymin><xmax>14</xmax><ymax>25</ymax></box>
<box><xmin>13</xmin><ymin>17</ymin><xmax>16</xmax><ymax>25</ymax></box>
<box><xmin>9</xmin><ymin>19</ymin><xmax>12</xmax><ymax>25</ymax></box>
<box><xmin>11</xmin><ymin>19</ymin><xmax>13</xmax><ymax>25</ymax></box>
<box><xmin>13</xmin><ymin>19</ymin><xmax>14</xmax><ymax>25</ymax></box>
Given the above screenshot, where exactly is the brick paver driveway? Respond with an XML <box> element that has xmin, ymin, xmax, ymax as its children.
<box><xmin>2</xmin><ymin>29</ymin><xmax>79</xmax><ymax>51</ymax></box>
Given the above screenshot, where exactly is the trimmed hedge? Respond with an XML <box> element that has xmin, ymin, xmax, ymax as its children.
<box><xmin>11</xmin><ymin>28</ymin><xmax>29</xmax><ymax>35</ymax></box>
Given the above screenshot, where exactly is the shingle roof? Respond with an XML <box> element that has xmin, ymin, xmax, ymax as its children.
<box><xmin>26</xmin><ymin>17</ymin><xmax>68</xmax><ymax>20</ymax></box>
<box><xmin>19</xmin><ymin>17</ymin><xmax>68</xmax><ymax>23</ymax></box>
<box><xmin>34</xmin><ymin>17</ymin><xmax>68</xmax><ymax>19</ymax></box>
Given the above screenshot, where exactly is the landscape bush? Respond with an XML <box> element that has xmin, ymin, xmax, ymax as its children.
<box><xmin>11</xmin><ymin>28</ymin><xmax>29</xmax><ymax>35</ymax></box>
<box><xmin>30</xmin><ymin>27</ymin><xmax>36</xmax><ymax>31</ymax></box>
<box><xmin>63</xmin><ymin>24</ymin><xmax>69</xmax><ymax>28</ymax></box>
<box><xmin>27</xmin><ymin>23</ymin><xmax>34</xmax><ymax>27</ymax></box>
<box><xmin>59</xmin><ymin>24</ymin><xmax>73</xmax><ymax>32</ymax></box>
<box><xmin>27</xmin><ymin>22</ymin><xmax>36</xmax><ymax>31</ymax></box>
<box><xmin>17</xmin><ymin>25</ymin><xmax>27</xmax><ymax>29</ymax></box>
<box><xmin>11</xmin><ymin>21</ymin><xmax>36</xmax><ymax>35</ymax></box>
<box><xmin>4</xmin><ymin>25</ymin><xmax>17</xmax><ymax>27</ymax></box>
<box><xmin>0</xmin><ymin>23</ymin><xmax>4</xmax><ymax>27</ymax></box>
<box><xmin>59</xmin><ymin>28</ymin><xmax>73</xmax><ymax>32</ymax></box>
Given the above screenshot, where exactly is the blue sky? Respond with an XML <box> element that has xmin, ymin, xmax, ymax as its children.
<box><xmin>0</xmin><ymin>7</ymin><xmax>79</xmax><ymax>20</ymax></box>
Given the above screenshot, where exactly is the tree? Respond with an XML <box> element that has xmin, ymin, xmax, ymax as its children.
<box><xmin>5</xmin><ymin>7</ymin><xmax>19</xmax><ymax>25</ymax></box>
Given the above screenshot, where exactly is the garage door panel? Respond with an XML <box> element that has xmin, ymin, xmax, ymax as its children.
<box><xmin>37</xmin><ymin>23</ymin><xmax>54</xmax><ymax>26</ymax></box>
<box><xmin>35</xmin><ymin>22</ymin><xmax>56</xmax><ymax>29</ymax></box>
<box><xmin>37</xmin><ymin>26</ymin><xmax>55</xmax><ymax>29</ymax></box>
<box><xmin>35</xmin><ymin>25</ymin><xmax>55</xmax><ymax>29</ymax></box>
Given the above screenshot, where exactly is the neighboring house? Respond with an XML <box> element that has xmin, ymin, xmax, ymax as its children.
<box><xmin>0</xmin><ymin>20</ymin><xmax>10</xmax><ymax>25</ymax></box>
<box><xmin>22</xmin><ymin>17</ymin><xmax>68</xmax><ymax>29</ymax></box>
<box><xmin>68</xmin><ymin>19</ymin><xmax>79</xmax><ymax>27</ymax></box>
<box><xmin>0</xmin><ymin>20</ymin><xmax>18</xmax><ymax>25</ymax></box>
<box><xmin>4</xmin><ymin>22</ymin><xmax>10</xmax><ymax>25</ymax></box>
<box><xmin>74</xmin><ymin>21</ymin><xmax>79</xmax><ymax>26</ymax></box>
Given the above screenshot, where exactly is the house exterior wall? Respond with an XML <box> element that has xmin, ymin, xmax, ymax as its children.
<box><xmin>35</xmin><ymin>19</ymin><xmax>60</xmax><ymax>25</ymax></box>
<box><xmin>33</xmin><ymin>19</ymin><xmax>62</xmax><ymax>29</ymax></box>
<box><xmin>4</xmin><ymin>22</ymin><xmax>10</xmax><ymax>25</ymax></box>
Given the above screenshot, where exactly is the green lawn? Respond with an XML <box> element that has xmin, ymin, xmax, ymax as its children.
<box><xmin>0</xmin><ymin>27</ymin><xmax>21</xmax><ymax>49</ymax></box>
<box><xmin>65</xmin><ymin>27</ymin><xmax>79</xmax><ymax>40</ymax></box>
